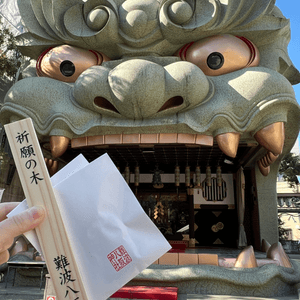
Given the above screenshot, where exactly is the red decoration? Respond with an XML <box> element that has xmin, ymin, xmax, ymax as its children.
<box><xmin>107</xmin><ymin>245</ymin><xmax>132</xmax><ymax>272</ymax></box>
<box><xmin>111</xmin><ymin>286</ymin><xmax>178</xmax><ymax>299</ymax></box>
<box><xmin>168</xmin><ymin>248</ymin><xmax>185</xmax><ymax>253</ymax></box>
<box><xmin>169</xmin><ymin>240</ymin><xmax>188</xmax><ymax>251</ymax></box>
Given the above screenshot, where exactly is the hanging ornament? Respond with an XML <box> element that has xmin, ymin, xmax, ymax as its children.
<box><xmin>175</xmin><ymin>165</ymin><xmax>180</xmax><ymax>187</ymax></box>
<box><xmin>134</xmin><ymin>166</ymin><xmax>140</xmax><ymax>187</ymax></box>
<box><xmin>124</xmin><ymin>166</ymin><xmax>130</xmax><ymax>184</ymax></box>
<box><xmin>206</xmin><ymin>166</ymin><xmax>211</xmax><ymax>187</ymax></box>
<box><xmin>152</xmin><ymin>165</ymin><xmax>164</xmax><ymax>189</ymax></box>
<box><xmin>153</xmin><ymin>201</ymin><xmax>164</xmax><ymax>222</ymax></box>
<box><xmin>217</xmin><ymin>166</ymin><xmax>222</xmax><ymax>187</ymax></box>
<box><xmin>195</xmin><ymin>165</ymin><xmax>201</xmax><ymax>188</ymax></box>
<box><xmin>185</xmin><ymin>166</ymin><xmax>190</xmax><ymax>187</ymax></box>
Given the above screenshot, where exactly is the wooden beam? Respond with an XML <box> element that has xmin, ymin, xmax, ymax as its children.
<box><xmin>4</xmin><ymin>118</ymin><xmax>88</xmax><ymax>300</ymax></box>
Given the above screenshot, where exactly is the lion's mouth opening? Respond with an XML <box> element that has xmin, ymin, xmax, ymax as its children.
<box><xmin>46</xmin><ymin>122</ymin><xmax>284</xmax><ymax>179</ymax></box>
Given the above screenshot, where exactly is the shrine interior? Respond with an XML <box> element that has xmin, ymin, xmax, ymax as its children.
<box><xmin>42</xmin><ymin>140</ymin><xmax>264</xmax><ymax>250</ymax></box>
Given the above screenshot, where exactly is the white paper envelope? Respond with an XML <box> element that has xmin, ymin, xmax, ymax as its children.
<box><xmin>7</xmin><ymin>154</ymin><xmax>89</xmax><ymax>255</ymax></box>
<box><xmin>53</xmin><ymin>153</ymin><xmax>171</xmax><ymax>300</ymax></box>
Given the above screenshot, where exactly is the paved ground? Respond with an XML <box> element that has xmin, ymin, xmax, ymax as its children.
<box><xmin>1</xmin><ymin>253</ymin><xmax>300</xmax><ymax>300</ymax></box>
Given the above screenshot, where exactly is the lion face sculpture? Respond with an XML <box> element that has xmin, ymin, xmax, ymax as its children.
<box><xmin>1</xmin><ymin>0</ymin><xmax>300</xmax><ymax>297</ymax></box>
<box><xmin>1</xmin><ymin>0</ymin><xmax>300</xmax><ymax>167</ymax></box>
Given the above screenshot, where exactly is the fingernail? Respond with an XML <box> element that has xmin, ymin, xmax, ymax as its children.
<box><xmin>28</xmin><ymin>206</ymin><xmax>45</xmax><ymax>221</ymax></box>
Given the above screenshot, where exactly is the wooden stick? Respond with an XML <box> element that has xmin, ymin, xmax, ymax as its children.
<box><xmin>4</xmin><ymin>118</ymin><xmax>88</xmax><ymax>300</ymax></box>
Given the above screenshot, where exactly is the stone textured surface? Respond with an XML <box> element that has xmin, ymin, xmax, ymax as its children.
<box><xmin>3</xmin><ymin>255</ymin><xmax>42</xmax><ymax>288</ymax></box>
<box><xmin>129</xmin><ymin>261</ymin><xmax>300</xmax><ymax>297</ymax></box>
<box><xmin>1</xmin><ymin>66</ymin><xmax>298</xmax><ymax>141</ymax></box>
<box><xmin>0</xmin><ymin>0</ymin><xmax>299</xmax><ymax>146</ymax></box>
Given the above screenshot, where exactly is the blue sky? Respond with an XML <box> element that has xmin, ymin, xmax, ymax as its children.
<box><xmin>275</xmin><ymin>0</ymin><xmax>300</xmax><ymax>149</ymax></box>
<box><xmin>276</xmin><ymin>0</ymin><xmax>300</xmax><ymax>103</ymax></box>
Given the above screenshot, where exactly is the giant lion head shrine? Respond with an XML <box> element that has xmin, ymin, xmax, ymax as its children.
<box><xmin>1</xmin><ymin>0</ymin><xmax>300</xmax><ymax>298</ymax></box>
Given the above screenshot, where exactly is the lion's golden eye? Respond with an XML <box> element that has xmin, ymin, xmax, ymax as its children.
<box><xmin>36</xmin><ymin>45</ymin><xmax>110</xmax><ymax>83</ymax></box>
<box><xmin>175</xmin><ymin>34</ymin><xmax>260</xmax><ymax>76</ymax></box>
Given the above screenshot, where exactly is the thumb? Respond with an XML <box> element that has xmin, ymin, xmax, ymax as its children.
<box><xmin>0</xmin><ymin>206</ymin><xmax>45</xmax><ymax>251</ymax></box>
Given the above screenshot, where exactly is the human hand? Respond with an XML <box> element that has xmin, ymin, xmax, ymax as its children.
<box><xmin>0</xmin><ymin>203</ymin><xmax>45</xmax><ymax>264</ymax></box>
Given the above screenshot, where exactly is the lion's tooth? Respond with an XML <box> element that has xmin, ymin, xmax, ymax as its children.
<box><xmin>215</xmin><ymin>132</ymin><xmax>240</xmax><ymax>158</ymax></box>
<box><xmin>267</xmin><ymin>242</ymin><xmax>292</xmax><ymax>268</ymax></box>
<box><xmin>234</xmin><ymin>245</ymin><xmax>258</xmax><ymax>268</ymax></box>
<box><xmin>258</xmin><ymin>160</ymin><xmax>270</xmax><ymax>176</ymax></box>
<box><xmin>254</xmin><ymin>122</ymin><xmax>285</xmax><ymax>155</ymax></box>
<box><xmin>50</xmin><ymin>136</ymin><xmax>70</xmax><ymax>158</ymax></box>
<box><xmin>44</xmin><ymin>158</ymin><xmax>59</xmax><ymax>176</ymax></box>
<box><xmin>261</xmin><ymin>239</ymin><xmax>271</xmax><ymax>252</ymax></box>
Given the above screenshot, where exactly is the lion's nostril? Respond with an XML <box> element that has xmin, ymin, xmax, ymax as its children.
<box><xmin>94</xmin><ymin>97</ymin><xmax>120</xmax><ymax>114</ymax></box>
<box><xmin>158</xmin><ymin>96</ymin><xmax>184</xmax><ymax>112</ymax></box>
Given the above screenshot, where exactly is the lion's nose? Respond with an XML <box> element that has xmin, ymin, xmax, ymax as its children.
<box><xmin>107</xmin><ymin>59</ymin><xmax>165</xmax><ymax>119</ymax></box>
<box><xmin>74</xmin><ymin>60</ymin><xmax>211</xmax><ymax>120</ymax></box>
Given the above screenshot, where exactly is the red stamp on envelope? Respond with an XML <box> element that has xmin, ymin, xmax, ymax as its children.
<box><xmin>107</xmin><ymin>245</ymin><xmax>132</xmax><ymax>272</ymax></box>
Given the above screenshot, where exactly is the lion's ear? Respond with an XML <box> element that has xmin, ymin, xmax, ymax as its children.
<box><xmin>278</xmin><ymin>58</ymin><xmax>300</xmax><ymax>85</ymax></box>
